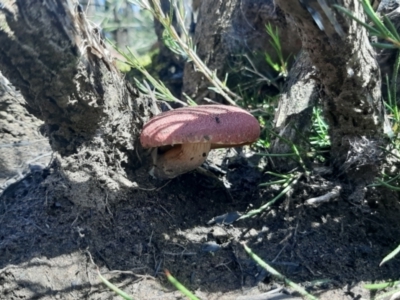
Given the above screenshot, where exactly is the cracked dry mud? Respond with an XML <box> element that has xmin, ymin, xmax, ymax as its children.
<box><xmin>1</xmin><ymin>89</ymin><xmax>400</xmax><ymax>300</ymax></box>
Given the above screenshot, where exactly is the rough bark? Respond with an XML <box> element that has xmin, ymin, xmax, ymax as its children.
<box><xmin>270</xmin><ymin>51</ymin><xmax>319</xmax><ymax>171</ymax></box>
<box><xmin>182</xmin><ymin>0</ymin><xmax>301</xmax><ymax>104</ymax></box>
<box><xmin>0</xmin><ymin>0</ymin><xmax>158</xmax><ymax>207</ymax></box>
<box><xmin>274</xmin><ymin>0</ymin><xmax>385</xmax><ymax>185</ymax></box>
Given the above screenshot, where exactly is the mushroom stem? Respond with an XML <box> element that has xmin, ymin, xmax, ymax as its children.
<box><xmin>151</xmin><ymin>143</ymin><xmax>211</xmax><ymax>179</ymax></box>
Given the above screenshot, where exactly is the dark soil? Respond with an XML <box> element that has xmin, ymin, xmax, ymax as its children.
<box><xmin>1</xmin><ymin>91</ymin><xmax>400</xmax><ymax>300</ymax></box>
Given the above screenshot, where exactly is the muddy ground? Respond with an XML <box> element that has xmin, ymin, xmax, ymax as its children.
<box><xmin>1</xmin><ymin>86</ymin><xmax>400</xmax><ymax>300</ymax></box>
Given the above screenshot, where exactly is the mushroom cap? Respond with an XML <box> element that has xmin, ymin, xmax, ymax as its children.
<box><xmin>140</xmin><ymin>105</ymin><xmax>260</xmax><ymax>148</ymax></box>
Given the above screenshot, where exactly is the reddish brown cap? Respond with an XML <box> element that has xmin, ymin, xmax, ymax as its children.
<box><xmin>140</xmin><ymin>105</ymin><xmax>260</xmax><ymax>148</ymax></box>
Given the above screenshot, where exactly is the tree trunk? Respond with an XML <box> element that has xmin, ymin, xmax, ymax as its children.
<box><xmin>0</xmin><ymin>0</ymin><xmax>158</xmax><ymax>208</ymax></box>
<box><xmin>273</xmin><ymin>0</ymin><xmax>385</xmax><ymax>186</ymax></box>
<box><xmin>182</xmin><ymin>0</ymin><xmax>301</xmax><ymax>104</ymax></box>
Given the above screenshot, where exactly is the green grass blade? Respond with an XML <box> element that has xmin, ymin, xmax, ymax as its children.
<box><xmin>391</xmin><ymin>51</ymin><xmax>400</xmax><ymax>113</ymax></box>
<box><xmin>383</xmin><ymin>15</ymin><xmax>400</xmax><ymax>41</ymax></box>
<box><xmin>361</xmin><ymin>0</ymin><xmax>393</xmax><ymax>38</ymax></box>
<box><xmin>364</xmin><ymin>281</ymin><xmax>400</xmax><ymax>290</ymax></box>
<box><xmin>380</xmin><ymin>244</ymin><xmax>400</xmax><ymax>266</ymax></box>
<box><xmin>265</xmin><ymin>52</ymin><xmax>280</xmax><ymax>72</ymax></box>
<box><xmin>371</xmin><ymin>42</ymin><xmax>398</xmax><ymax>49</ymax></box>
<box><xmin>98</xmin><ymin>270</ymin><xmax>135</xmax><ymax>300</ymax></box>
<box><xmin>386</xmin><ymin>73</ymin><xmax>394</xmax><ymax>110</ymax></box>
<box><xmin>182</xmin><ymin>93</ymin><xmax>198</xmax><ymax>106</ymax></box>
<box><xmin>165</xmin><ymin>270</ymin><xmax>200</xmax><ymax>300</ymax></box>
<box><xmin>334</xmin><ymin>5</ymin><xmax>380</xmax><ymax>35</ymax></box>
<box><xmin>240</xmin><ymin>175</ymin><xmax>299</xmax><ymax>220</ymax></box>
<box><xmin>375</xmin><ymin>178</ymin><xmax>400</xmax><ymax>191</ymax></box>
<box><xmin>242</xmin><ymin>244</ymin><xmax>318</xmax><ymax>300</ymax></box>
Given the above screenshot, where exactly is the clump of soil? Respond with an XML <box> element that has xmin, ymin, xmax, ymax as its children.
<box><xmin>1</xmin><ymin>91</ymin><xmax>400</xmax><ymax>300</ymax></box>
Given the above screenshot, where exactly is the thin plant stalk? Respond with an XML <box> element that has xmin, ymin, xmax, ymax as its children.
<box><xmin>365</xmin><ymin>281</ymin><xmax>400</xmax><ymax>290</ymax></box>
<box><xmin>239</xmin><ymin>174</ymin><xmax>300</xmax><ymax>219</ymax></box>
<box><xmin>380</xmin><ymin>244</ymin><xmax>400</xmax><ymax>266</ymax></box>
<box><xmin>98</xmin><ymin>270</ymin><xmax>135</xmax><ymax>300</ymax></box>
<box><xmin>110</xmin><ymin>42</ymin><xmax>190</xmax><ymax>106</ymax></box>
<box><xmin>165</xmin><ymin>270</ymin><xmax>200</xmax><ymax>300</ymax></box>
<box><xmin>265</xmin><ymin>23</ymin><xmax>289</xmax><ymax>77</ymax></box>
<box><xmin>269</xmin><ymin>129</ymin><xmax>308</xmax><ymax>172</ymax></box>
<box><xmin>242</xmin><ymin>243</ymin><xmax>319</xmax><ymax>300</ymax></box>
<box><xmin>374</xmin><ymin>178</ymin><xmax>400</xmax><ymax>191</ymax></box>
<box><xmin>130</xmin><ymin>0</ymin><xmax>241</xmax><ymax>105</ymax></box>
<box><xmin>334</xmin><ymin>0</ymin><xmax>400</xmax><ymax>48</ymax></box>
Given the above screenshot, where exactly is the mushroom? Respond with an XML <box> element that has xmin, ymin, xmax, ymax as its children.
<box><xmin>140</xmin><ymin>105</ymin><xmax>260</xmax><ymax>179</ymax></box>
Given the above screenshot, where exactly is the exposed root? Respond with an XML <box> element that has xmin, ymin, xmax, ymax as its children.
<box><xmin>305</xmin><ymin>185</ymin><xmax>341</xmax><ymax>205</ymax></box>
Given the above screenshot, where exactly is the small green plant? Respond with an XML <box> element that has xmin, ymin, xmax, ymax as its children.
<box><xmin>309</xmin><ymin>107</ymin><xmax>330</xmax><ymax>163</ymax></box>
<box><xmin>265</xmin><ymin>23</ymin><xmax>290</xmax><ymax>77</ymax></box>
<box><xmin>129</xmin><ymin>0</ymin><xmax>241</xmax><ymax>105</ymax></box>
<box><xmin>310</xmin><ymin>107</ymin><xmax>330</xmax><ymax>149</ymax></box>
<box><xmin>112</xmin><ymin>44</ymin><xmax>196</xmax><ymax>106</ymax></box>
<box><xmin>238</xmin><ymin>172</ymin><xmax>301</xmax><ymax>220</ymax></box>
<box><xmin>254</xmin><ymin>106</ymin><xmax>331</xmax><ymax>166</ymax></box>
